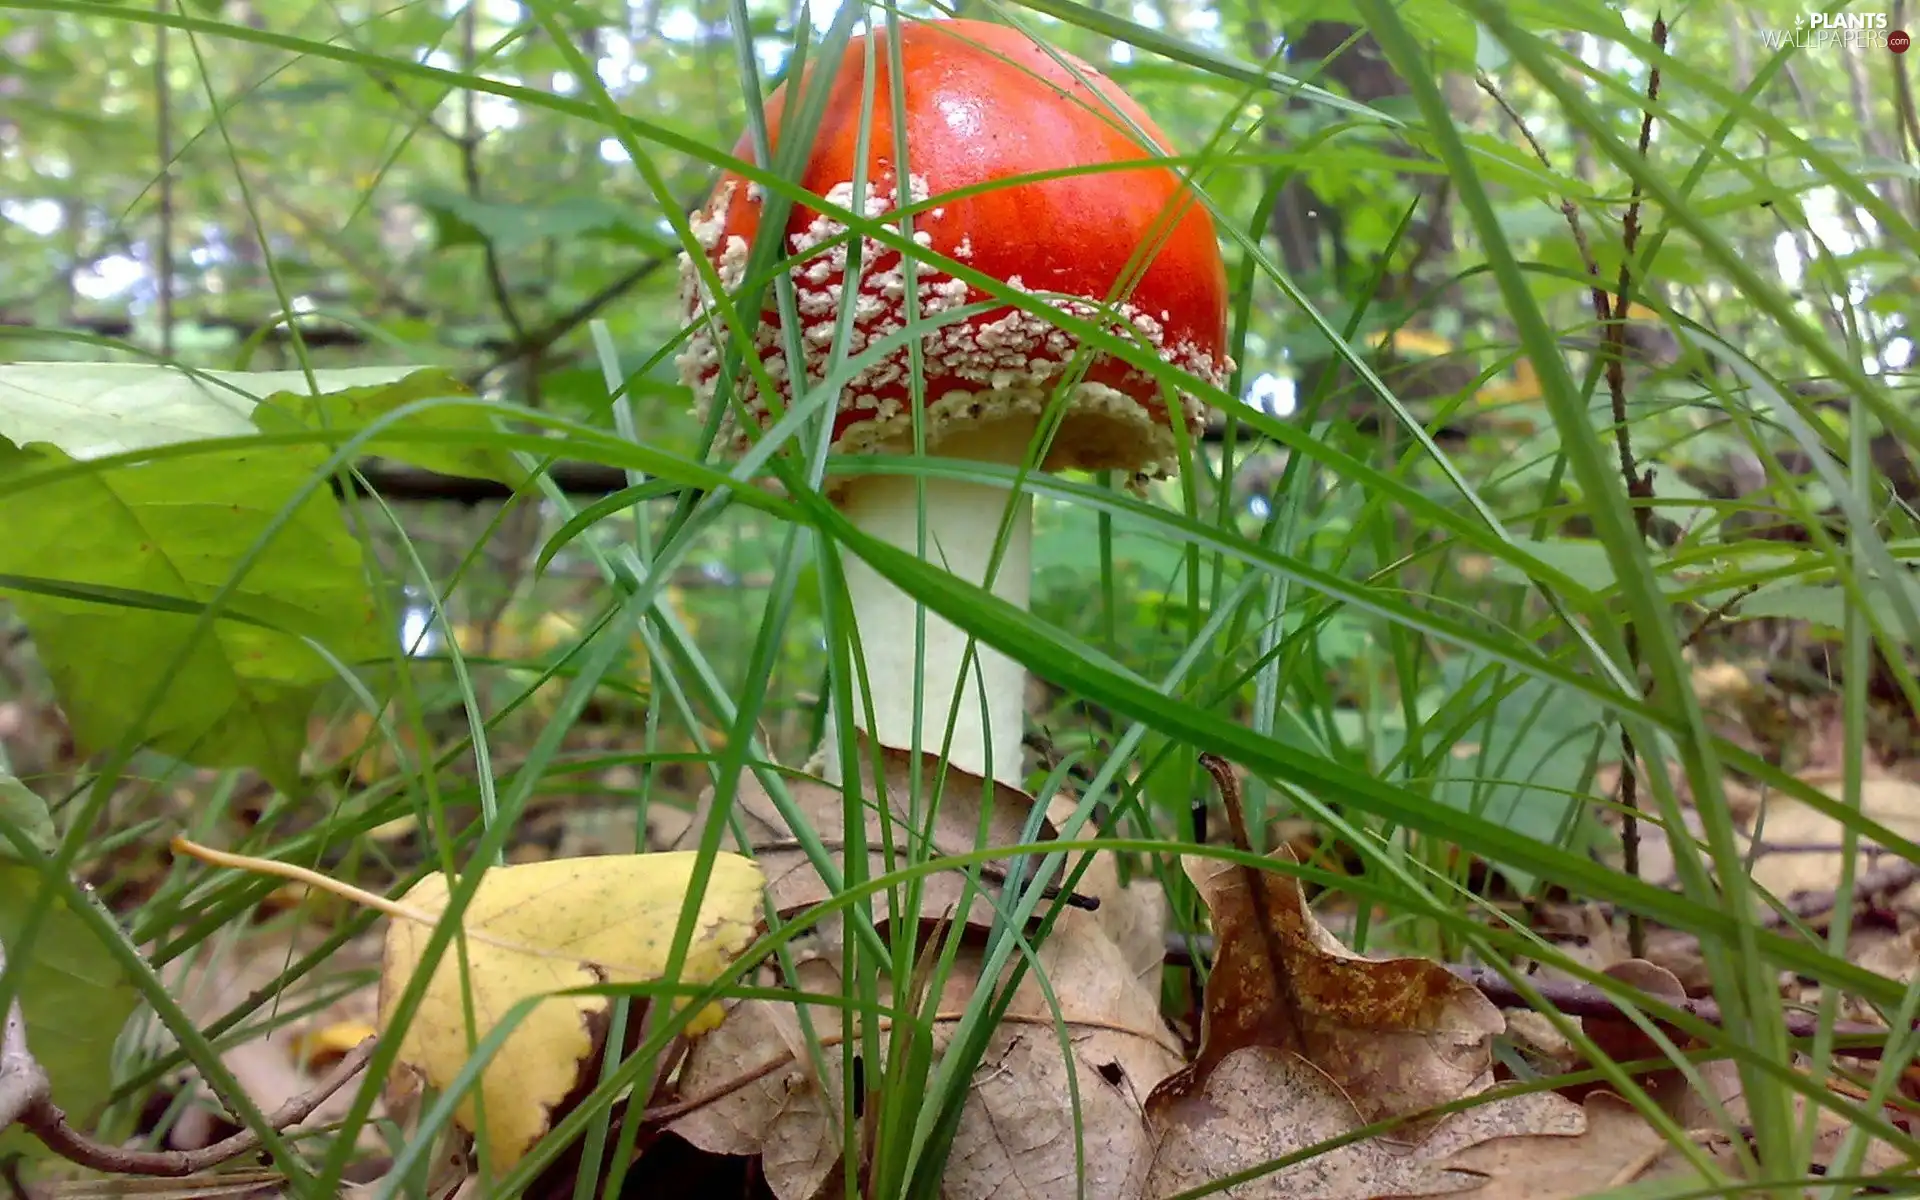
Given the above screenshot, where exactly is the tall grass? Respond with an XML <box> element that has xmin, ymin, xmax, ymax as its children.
<box><xmin>0</xmin><ymin>0</ymin><xmax>1915</xmax><ymax>1194</ymax></box>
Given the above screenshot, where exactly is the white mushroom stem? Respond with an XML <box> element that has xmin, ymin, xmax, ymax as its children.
<box><xmin>822</xmin><ymin>415</ymin><xmax>1036</xmax><ymax>790</ymax></box>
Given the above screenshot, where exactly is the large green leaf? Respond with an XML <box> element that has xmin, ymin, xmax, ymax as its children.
<box><xmin>254</xmin><ymin>368</ymin><xmax>526</xmax><ymax>488</ymax></box>
<box><xmin>0</xmin><ymin>442</ymin><xmax>390</xmax><ymax>785</ymax></box>
<box><xmin>1376</xmin><ymin>658</ymin><xmax>1616</xmax><ymax>891</ymax></box>
<box><xmin>0</xmin><ymin>778</ymin><xmax>138</xmax><ymax>1160</ymax></box>
<box><xmin>0</xmin><ymin>363</ymin><xmax>489</xmax><ymax>784</ymax></box>
<box><xmin>1733</xmin><ymin>574</ymin><xmax>1920</xmax><ymax>640</ymax></box>
<box><xmin>0</xmin><ymin>363</ymin><xmax>516</xmax><ymax>485</ymax></box>
<box><xmin>0</xmin><ymin>777</ymin><xmax>57</xmax><ymax>857</ymax></box>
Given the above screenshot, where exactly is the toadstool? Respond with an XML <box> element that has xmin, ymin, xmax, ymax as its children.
<box><xmin>677</xmin><ymin>17</ymin><xmax>1230</xmax><ymax>787</ymax></box>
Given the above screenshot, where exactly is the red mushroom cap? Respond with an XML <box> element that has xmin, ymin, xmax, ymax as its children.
<box><xmin>676</xmin><ymin>18</ymin><xmax>1232</xmax><ymax>484</ymax></box>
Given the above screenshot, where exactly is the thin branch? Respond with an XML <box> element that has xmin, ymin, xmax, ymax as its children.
<box><xmin>0</xmin><ymin>961</ymin><xmax>47</xmax><ymax>1134</ymax></box>
<box><xmin>1605</xmin><ymin>15</ymin><xmax>1668</xmax><ymax>960</ymax></box>
<box><xmin>497</xmin><ymin>252</ymin><xmax>671</xmax><ymax>367</ymax></box>
<box><xmin>1680</xmin><ymin>584</ymin><xmax>1762</xmax><ymax>650</ymax></box>
<box><xmin>24</xmin><ymin>1039</ymin><xmax>376</xmax><ymax>1177</ymax></box>
<box><xmin>1764</xmin><ymin>856</ymin><xmax>1920</xmax><ymax>930</ymax></box>
<box><xmin>0</xmin><ymin>311</ymin><xmax>509</xmax><ymax>353</ymax></box>
<box><xmin>154</xmin><ymin>0</ymin><xmax>175</xmax><ymax>360</ymax></box>
<box><xmin>459</xmin><ymin>1</ymin><xmax>529</xmax><ymax>354</ymax></box>
<box><xmin>1482</xmin><ymin>34</ymin><xmax>1669</xmax><ymax>959</ymax></box>
<box><xmin>367</xmin><ymin>72</ymin><xmax>465</xmax><ymax>144</ymax></box>
<box><xmin>0</xmin><ymin>932</ymin><xmax>377</xmax><ymax>1179</ymax></box>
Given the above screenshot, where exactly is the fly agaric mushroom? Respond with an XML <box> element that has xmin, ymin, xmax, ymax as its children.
<box><xmin>677</xmin><ymin>18</ymin><xmax>1230</xmax><ymax>787</ymax></box>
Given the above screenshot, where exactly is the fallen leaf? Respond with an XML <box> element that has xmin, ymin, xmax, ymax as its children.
<box><xmin>377</xmin><ymin>851</ymin><xmax>764</xmax><ymax>1174</ymax></box>
<box><xmin>672</xmin><ymin>908</ymin><xmax>1183</xmax><ymax>1200</ymax></box>
<box><xmin>1438</xmin><ymin>1092</ymin><xmax>1682</xmax><ymax>1198</ymax></box>
<box><xmin>295</xmin><ymin>1020</ymin><xmax>380</xmax><ymax>1073</ymax></box>
<box><xmin>662</xmin><ymin>956</ymin><xmax>842</xmax><ymax>1200</ymax></box>
<box><xmin>672</xmin><ymin>737</ymin><xmax>1058</xmax><ymax>934</ymax></box>
<box><xmin>1745</xmin><ymin>773</ymin><xmax>1920</xmax><ymax>909</ymax></box>
<box><xmin>1046</xmin><ymin>794</ymin><xmax>1169</xmax><ymax>993</ymax></box>
<box><xmin>1850</xmin><ymin>925</ymin><xmax>1920</xmax><ymax>992</ymax></box>
<box><xmin>947</xmin><ymin>913</ymin><xmax>1184</xmax><ymax>1199</ymax></box>
<box><xmin>1581</xmin><ymin>959</ymin><xmax>1691</xmax><ymax>1070</ymax></box>
<box><xmin>1145</xmin><ymin>1046</ymin><xmax>1577</xmax><ymax>1199</ymax></box>
<box><xmin>1141</xmin><ymin>848</ymin><xmax>1590</xmax><ymax>1197</ymax></box>
<box><xmin>1153</xmin><ymin>850</ymin><xmax>1505</xmax><ymax>1127</ymax></box>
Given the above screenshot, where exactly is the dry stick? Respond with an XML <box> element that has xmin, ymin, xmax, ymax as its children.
<box><xmin>1604</xmin><ymin>16</ymin><xmax>1669</xmax><ymax>962</ymax></box>
<box><xmin>458</xmin><ymin>1</ymin><xmax>527</xmax><ymax>354</ymax></box>
<box><xmin>1481</xmin><ymin>21</ymin><xmax>1668</xmax><ymax>960</ymax></box>
<box><xmin>22</xmin><ymin>1040</ymin><xmax>378</xmax><ymax>1178</ymax></box>
<box><xmin>0</xmin><ymin>931</ymin><xmax>379</xmax><ymax>1178</ymax></box>
<box><xmin>1160</xmin><ymin>933</ymin><xmax>1903</xmax><ymax>1061</ymax></box>
<box><xmin>1762</xmin><ymin>855</ymin><xmax>1920</xmax><ymax>931</ymax></box>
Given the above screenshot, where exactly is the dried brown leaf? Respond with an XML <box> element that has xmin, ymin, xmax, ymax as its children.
<box><xmin>672</xmin><ymin>911</ymin><xmax>1182</xmax><ymax>1200</ymax></box>
<box><xmin>1144</xmin><ymin>1047</ymin><xmax>1588</xmax><ymax>1200</ymax></box>
<box><xmin>1745</xmin><ymin>774</ymin><xmax>1920</xmax><ymax>908</ymax></box>
<box><xmin>666</xmin><ymin>957</ymin><xmax>841</xmax><ymax>1200</ymax></box>
<box><xmin>1045</xmin><ymin>794</ymin><xmax>1168</xmax><ymax>993</ymax></box>
<box><xmin>1581</xmin><ymin>959</ymin><xmax>1689</xmax><ymax>1068</ymax></box>
<box><xmin>1435</xmin><ymin>1092</ymin><xmax>1680</xmax><ymax>1199</ymax></box>
<box><xmin>1151</xmin><ymin>851</ymin><xmax>1505</xmax><ymax>1127</ymax></box>
<box><xmin>1141</xmin><ymin>850</ymin><xmax>1594</xmax><ymax>1198</ymax></box>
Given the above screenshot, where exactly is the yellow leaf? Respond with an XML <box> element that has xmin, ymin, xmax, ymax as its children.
<box><xmin>1365</xmin><ymin>327</ymin><xmax>1455</xmax><ymax>357</ymax></box>
<box><xmin>376</xmin><ymin>852</ymin><xmax>764</xmax><ymax>1174</ymax></box>
<box><xmin>293</xmin><ymin>1020</ymin><xmax>379</xmax><ymax>1073</ymax></box>
<box><xmin>527</xmin><ymin>611</ymin><xmax>584</xmax><ymax>656</ymax></box>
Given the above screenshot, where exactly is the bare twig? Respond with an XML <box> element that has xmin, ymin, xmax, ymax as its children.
<box><xmin>153</xmin><ymin>0</ymin><xmax>175</xmax><ymax>360</ymax></box>
<box><xmin>1680</xmin><ymin>584</ymin><xmax>1762</xmax><ymax>650</ymax></box>
<box><xmin>458</xmin><ymin>3</ymin><xmax>528</xmax><ymax>357</ymax></box>
<box><xmin>1605</xmin><ymin>16</ymin><xmax>1669</xmax><ymax>961</ymax></box>
<box><xmin>0</xmin><ymin>958</ymin><xmax>48</xmax><ymax>1134</ymax></box>
<box><xmin>1482</xmin><ymin>39</ymin><xmax>1670</xmax><ymax>958</ymax></box>
<box><xmin>23</xmin><ymin>1039</ymin><xmax>376</xmax><ymax>1177</ymax></box>
<box><xmin>497</xmin><ymin>252</ymin><xmax>671</xmax><ymax>368</ymax></box>
<box><xmin>0</xmin><ymin>931</ymin><xmax>377</xmax><ymax>1178</ymax></box>
<box><xmin>1765</xmin><ymin>856</ymin><xmax>1920</xmax><ymax>930</ymax></box>
<box><xmin>1606</xmin><ymin>18</ymin><xmax>1665</xmax><ymax>533</ymax></box>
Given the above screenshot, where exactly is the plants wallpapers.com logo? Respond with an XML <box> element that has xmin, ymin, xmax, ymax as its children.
<box><xmin>1759</xmin><ymin>11</ymin><xmax>1912</xmax><ymax>51</ymax></box>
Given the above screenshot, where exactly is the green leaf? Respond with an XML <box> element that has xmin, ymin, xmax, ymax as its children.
<box><xmin>256</xmin><ymin>368</ymin><xmax>526</xmax><ymax>488</ymax></box>
<box><xmin>0</xmin><ymin>363</ymin><xmax>474</xmax><ymax>784</ymax></box>
<box><xmin>1486</xmin><ymin>537</ymin><xmax>1619</xmax><ymax>590</ymax></box>
<box><xmin>1379</xmin><ymin>662</ymin><xmax>1616</xmax><ymax>890</ymax></box>
<box><xmin>0</xmin><ymin>777</ymin><xmax>56</xmax><ymax>859</ymax></box>
<box><xmin>0</xmin><ymin>362</ymin><xmax>425</xmax><ymax>459</ymax></box>
<box><xmin>0</xmin><ymin>363</ymin><xmax>513</xmax><ymax>484</ymax></box>
<box><xmin>0</xmin><ymin>863</ymin><xmax>139</xmax><ymax>1159</ymax></box>
<box><xmin>0</xmin><ymin>443</ymin><xmax>389</xmax><ymax>787</ymax></box>
<box><xmin>1736</xmin><ymin>574</ymin><xmax>1920</xmax><ymax>640</ymax></box>
<box><xmin>413</xmin><ymin>188</ymin><xmax>671</xmax><ymax>255</ymax></box>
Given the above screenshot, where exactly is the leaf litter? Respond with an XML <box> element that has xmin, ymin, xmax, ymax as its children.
<box><xmin>1140</xmin><ymin>838</ymin><xmax>1599</xmax><ymax>1197</ymax></box>
<box><xmin>666</xmin><ymin>744</ymin><xmax>1183</xmax><ymax>1199</ymax></box>
<box><xmin>55</xmin><ymin>733</ymin><xmax>1917</xmax><ymax>1198</ymax></box>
